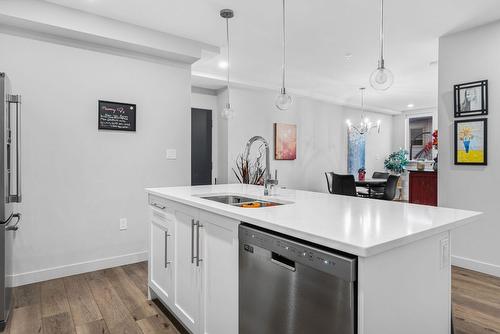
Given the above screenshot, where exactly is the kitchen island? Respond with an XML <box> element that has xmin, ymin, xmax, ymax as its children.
<box><xmin>145</xmin><ymin>184</ymin><xmax>481</xmax><ymax>334</ymax></box>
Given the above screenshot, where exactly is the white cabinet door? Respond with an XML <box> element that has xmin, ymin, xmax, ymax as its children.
<box><xmin>172</xmin><ymin>205</ymin><xmax>201</xmax><ymax>333</ymax></box>
<box><xmin>199</xmin><ymin>211</ymin><xmax>239</xmax><ymax>334</ymax></box>
<box><xmin>149</xmin><ymin>209</ymin><xmax>174</xmax><ymax>304</ymax></box>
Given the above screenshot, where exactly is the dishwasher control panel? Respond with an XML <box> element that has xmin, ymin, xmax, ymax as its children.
<box><xmin>239</xmin><ymin>224</ymin><xmax>357</xmax><ymax>282</ymax></box>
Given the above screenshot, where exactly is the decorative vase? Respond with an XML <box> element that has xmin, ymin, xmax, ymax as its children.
<box><xmin>463</xmin><ymin>139</ymin><xmax>471</xmax><ymax>153</ymax></box>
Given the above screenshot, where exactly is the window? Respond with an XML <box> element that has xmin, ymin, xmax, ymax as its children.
<box><xmin>408</xmin><ymin>116</ymin><xmax>433</xmax><ymax>160</ymax></box>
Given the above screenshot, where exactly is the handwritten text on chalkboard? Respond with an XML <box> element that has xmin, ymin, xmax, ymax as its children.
<box><xmin>98</xmin><ymin>100</ymin><xmax>136</xmax><ymax>131</ymax></box>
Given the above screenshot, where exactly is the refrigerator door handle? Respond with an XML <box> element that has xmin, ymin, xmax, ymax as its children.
<box><xmin>6</xmin><ymin>94</ymin><xmax>21</xmax><ymax>203</ymax></box>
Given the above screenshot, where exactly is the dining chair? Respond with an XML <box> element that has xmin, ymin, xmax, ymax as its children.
<box><xmin>324</xmin><ymin>172</ymin><xmax>334</xmax><ymax>194</ymax></box>
<box><xmin>371</xmin><ymin>171</ymin><xmax>390</xmax><ymax>194</ymax></box>
<box><xmin>373</xmin><ymin>175</ymin><xmax>399</xmax><ymax>200</ymax></box>
<box><xmin>372</xmin><ymin>171</ymin><xmax>390</xmax><ymax>179</ymax></box>
<box><xmin>332</xmin><ymin>173</ymin><xmax>358</xmax><ymax>197</ymax></box>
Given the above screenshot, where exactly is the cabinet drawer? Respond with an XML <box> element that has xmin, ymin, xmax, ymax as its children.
<box><xmin>149</xmin><ymin>195</ymin><xmax>168</xmax><ymax>210</ymax></box>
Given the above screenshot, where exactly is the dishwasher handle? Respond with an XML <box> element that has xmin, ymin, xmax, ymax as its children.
<box><xmin>271</xmin><ymin>252</ymin><xmax>296</xmax><ymax>272</ymax></box>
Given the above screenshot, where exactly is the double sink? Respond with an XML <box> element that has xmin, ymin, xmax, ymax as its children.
<box><xmin>199</xmin><ymin>194</ymin><xmax>289</xmax><ymax>208</ymax></box>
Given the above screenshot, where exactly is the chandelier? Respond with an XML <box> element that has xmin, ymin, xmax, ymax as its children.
<box><xmin>346</xmin><ymin>88</ymin><xmax>381</xmax><ymax>135</ymax></box>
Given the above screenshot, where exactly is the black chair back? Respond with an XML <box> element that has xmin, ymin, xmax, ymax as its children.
<box><xmin>372</xmin><ymin>171</ymin><xmax>390</xmax><ymax>179</ymax></box>
<box><xmin>325</xmin><ymin>172</ymin><xmax>334</xmax><ymax>194</ymax></box>
<box><xmin>382</xmin><ymin>175</ymin><xmax>400</xmax><ymax>200</ymax></box>
<box><xmin>332</xmin><ymin>173</ymin><xmax>357</xmax><ymax>197</ymax></box>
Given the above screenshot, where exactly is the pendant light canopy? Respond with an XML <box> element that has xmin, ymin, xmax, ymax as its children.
<box><xmin>275</xmin><ymin>0</ymin><xmax>293</xmax><ymax>111</ymax></box>
<box><xmin>220</xmin><ymin>9</ymin><xmax>235</xmax><ymax>120</ymax></box>
<box><xmin>346</xmin><ymin>88</ymin><xmax>381</xmax><ymax>135</ymax></box>
<box><xmin>369</xmin><ymin>0</ymin><xmax>394</xmax><ymax>91</ymax></box>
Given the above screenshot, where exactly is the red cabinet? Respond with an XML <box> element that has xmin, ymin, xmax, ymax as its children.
<box><xmin>409</xmin><ymin>171</ymin><xmax>438</xmax><ymax>206</ymax></box>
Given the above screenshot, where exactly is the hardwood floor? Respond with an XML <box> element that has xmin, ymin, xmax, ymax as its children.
<box><xmin>5</xmin><ymin>262</ymin><xmax>181</xmax><ymax>334</ymax></box>
<box><xmin>452</xmin><ymin>266</ymin><xmax>500</xmax><ymax>334</ymax></box>
<box><xmin>4</xmin><ymin>263</ymin><xmax>499</xmax><ymax>333</ymax></box>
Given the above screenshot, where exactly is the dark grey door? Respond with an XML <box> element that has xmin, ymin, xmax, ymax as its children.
<box><xmin>191</xmin><ymin>108</ymin><xmax>212</xmax><ymax>186</ymax></box>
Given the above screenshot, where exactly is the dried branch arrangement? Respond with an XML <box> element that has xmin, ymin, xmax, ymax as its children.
<box><xmin>232</xmin><ymin>144</ymin><xmax>266</xmax><ymax>185</ymax></box>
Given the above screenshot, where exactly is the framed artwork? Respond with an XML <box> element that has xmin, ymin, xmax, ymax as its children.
<box><xmin>274</xmin><ymin>123</ymin><xmax>297</xmax><ymax>160</ymax></box>
<box><xmin>454</xmin><ymin>80</ymin><xmax>488</xmax><ymax>117</ymax></box>
<box><xmin>347</xmin><ymin>130</ymin><xmax>366</xmax><ymax>175</ymax></box>
<box><xmin>98</xmin><ymin>100</ymin><xmax>136</xmax><ymax>131</ymax></box>
<box><xmin>454</xmin><ymin>118</ymin><xmax>487</xmax><ymax>165</ymax></box>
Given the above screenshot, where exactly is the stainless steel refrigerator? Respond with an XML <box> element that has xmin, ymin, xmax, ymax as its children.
<box><xmin>0</xmin><ymin>73</ymin><xmax>21</xmax><ymax>330</ymax></box>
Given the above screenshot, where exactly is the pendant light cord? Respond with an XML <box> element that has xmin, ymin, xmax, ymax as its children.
<box><xmin>226</xmin><ymin>18</ymin><xmax>231</xmax><ymax>105</ymax></box>
<box><xmin>360</xmin><ymin>88</ymin><xmax>366</xmax><ymax>121</ymax></box>
<box><xmin>281</xmin><ymin>0</ymin><xmax>286</xmax><ymax>92</ymax></box>
<box><xmin>379</xmin><ymin>0</ymin><xmax>384</xmax><ymax>67</ymax></box>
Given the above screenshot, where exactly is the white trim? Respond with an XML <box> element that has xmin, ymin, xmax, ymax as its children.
<box><xmin>8</xmin><ymin>251</ymin><xmax>148</xmax><ymax>287</ymax></box>
<box><xmin>452</xmin><ymin>255</ymin><xmax>500</xmax><ymax>278</ymax></box>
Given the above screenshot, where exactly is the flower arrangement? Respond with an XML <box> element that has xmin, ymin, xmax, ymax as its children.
<box><xmin>384</xmin><ymin>149</ymin><xmax>409</xmax><ymax>174</ymax></box>
<box><xmin>232</xmin><ymin>145</ymin><xmax>266</xmax><ymax>185</ymax></box>
<box><xmin>432</xmin><ymin>130</ymin><xmax>438</xmax><ymax>149</ymax></box>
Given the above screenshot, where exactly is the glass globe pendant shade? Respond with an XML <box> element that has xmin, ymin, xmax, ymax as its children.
<box><xmin>370</xmin><ymin>66</ymin><xmax>394</xmax><ymax>91</ymax></box>
<box><xmin>221</xmin><ymin>103</ymin><xmax>235</xmax><ymax>120</ymax></box>
<box><xmin>275</xmin><ymin>88</ymin><xmax>293</xmax><ymax>111</ymax></box>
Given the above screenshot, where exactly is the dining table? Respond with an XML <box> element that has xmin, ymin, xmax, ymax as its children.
<box><xmin>355</xmin><ymin>178</ymin><xmax>387</xmax><ymax>197</ymax></box>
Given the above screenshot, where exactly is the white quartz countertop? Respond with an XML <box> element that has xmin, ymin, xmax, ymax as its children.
<box><xmin>146</xmin><ymin>184</ymin><xmax>481</xmax><ymax>257</ymax></box>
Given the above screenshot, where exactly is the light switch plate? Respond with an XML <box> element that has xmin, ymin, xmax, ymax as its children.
<box><xmin>120</xmin><ymin>218</ymin><xmax>127</xmax><ymax>231</ymax></box>
<box><xmin>166</xmin><ymin>149</ymin><xmax>177</xmax><ymax>160</ymax></box>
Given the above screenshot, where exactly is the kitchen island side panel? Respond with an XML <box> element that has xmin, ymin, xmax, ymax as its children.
<box><xmin>357</xmin><ymin>231</ymin><xmax>451</xmax><ymax>334</ymax></box>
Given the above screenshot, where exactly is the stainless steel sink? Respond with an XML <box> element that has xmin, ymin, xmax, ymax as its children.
<box><xmin>199</xmin><ymin>194</ymin><xmax>286</xmax><ymax>208</ymax></box>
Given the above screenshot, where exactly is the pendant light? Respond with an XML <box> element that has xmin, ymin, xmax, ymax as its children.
<box><xmin>275</xmin><ymin>0</ymin><xmax>293</xmax><ymax>110</ymax></box>
<box><xmin>220</xmin><ymin>9</ymin><xmax>235</xmax><ymax>119</ymax></box>
<box><xmin>346</xmin><ymin>88</ymin><xmax>381</xmax><ymax>135</ymax></box>
<box><xmin>369</xmin><ymin>0</ymin><xmax>394</xmax><ymax>91</ymax></box>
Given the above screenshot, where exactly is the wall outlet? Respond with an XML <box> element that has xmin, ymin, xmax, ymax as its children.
<box><xmin>166</xmin><ymin>149</ymin><xmax>177</xmax><ymax>160</ymax></box>
<box><xmin>120</xmin><ymin>218</ymin><xmax>128</xmax><ymax>231</ymax></box>
<box><xmin>440</xmin><ymin>238</ymin><xmax>450</xmax><ymax>269</ymax></box>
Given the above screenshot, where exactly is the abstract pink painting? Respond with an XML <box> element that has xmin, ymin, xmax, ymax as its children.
<box><xmin>274</xmin><ymin>123</ymin><xmax>297</xmax><ymax>160</ymax></box>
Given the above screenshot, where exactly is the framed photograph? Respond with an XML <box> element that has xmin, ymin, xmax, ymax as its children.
<box><xmin>274</xmin><ymin>123</ymin><xmax>297</xmax><ymax>160</ymax></box>
<box><xmin>454</xmin><ymin>80</ymin><xmax>488</xmax><ymax>117</ymax></box>
<box><xmin>454</xmin><ymin>118</ymin><xmax>487</xmax><ymax>165</ymax></box>
<box><xmin>98</xmin><ymin>100</ymin><xmax>136</xmax><ymax>131</ymax></box>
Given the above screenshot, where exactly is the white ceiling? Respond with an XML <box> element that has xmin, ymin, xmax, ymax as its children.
<box><xmin>45</xmin><ymin>0</ymin><xmax>500</xmax><ymax>113</ymax></box>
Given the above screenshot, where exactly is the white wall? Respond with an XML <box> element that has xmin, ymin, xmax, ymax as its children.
<box><xmin>0</xmin><ymin>32</ymin><xmax>191</xmax><ymax>285</ymax></box>
<box><xmin>218</xmin><ymin>87</ymin><xmax>393</xmax><ymax>193</ymax></box>
<box><xmin>439</xmin><ymin>21</ymin><xmax>500</xmax><ymax>277</ymax></box>
<box><xmin>191</xmin><ymin>89</ymin><xmax>218</xmax><ymax>184</ymax></box>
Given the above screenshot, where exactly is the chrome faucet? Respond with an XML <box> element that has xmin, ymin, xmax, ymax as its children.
<box><xmin>244</xmin><ymin>136</ymin><xmax>278</xmax><ymax>196</ymax></box>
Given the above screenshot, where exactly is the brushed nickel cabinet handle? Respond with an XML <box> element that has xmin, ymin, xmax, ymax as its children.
<box><xmin>191</xmin><ymin>219</ymin><xmax>196</xmax><ymax>263</ymax></box>
<box><xmin>196</xmin><ymin>221</ymin><xmax>203</xmax><ymax>267</ymax></box>
<box><xmin>151</xmin><ymin>202</ymin><xmax>166</xmax><ymax>210</ymax></box>
<box><xmin>164</xmin><ymin>230</ymin><xmax>172</xmax><ymax>268</ymax></box>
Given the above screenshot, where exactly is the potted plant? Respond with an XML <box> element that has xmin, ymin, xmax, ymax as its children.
<box><xmin>384</xmin><ymin>149</ymin><xmax>409</xmax><ymax>175</ymax></box>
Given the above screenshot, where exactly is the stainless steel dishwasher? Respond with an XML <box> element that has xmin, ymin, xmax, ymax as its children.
<box><xmin>239</xmin><ymin>224</ymin><xmax>357</xmax><ymax>334</ymax></box>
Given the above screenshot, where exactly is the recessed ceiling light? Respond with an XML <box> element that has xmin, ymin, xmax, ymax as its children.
<box><xmin>344</xmin><ymin>53</ymin><xmax>353</xmax><ymax>61</ymax></box>
<box><xmin>218</xmin><ymin>60</ymin><xmax>228</xmax><ymax>69</ymax></box>
<box><xmin>407</xmin><ymin>103</ymin><xmax>415</xmax><ymax>108</ymax></box>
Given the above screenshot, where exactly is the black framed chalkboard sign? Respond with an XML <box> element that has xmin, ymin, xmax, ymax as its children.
<box><xmin>98</xmin><ymin>100</ymin><xmax>137</xmax><ymax>131</ymax></box>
